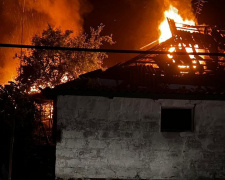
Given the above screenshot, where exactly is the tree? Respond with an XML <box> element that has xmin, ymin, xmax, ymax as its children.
<box><xmin>16</xmin><ymin>24</ymin><xmax>114</xmax><ymax>92</ymax></box>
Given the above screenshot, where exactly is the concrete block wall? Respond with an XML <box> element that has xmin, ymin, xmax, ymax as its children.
<box><xmin>56</xmin><ymin>95</ymin><xmax>225</xmax><ymax>180</ymax></box>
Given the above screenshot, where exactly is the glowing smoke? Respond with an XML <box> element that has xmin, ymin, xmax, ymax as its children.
<box><xmin>157</xmin><ymin>0</ymin><xmax>196</xmax><ymax>22</ymax></box>
<box><xmin>0</xmin><ymin>0</ymin><xmax>91</xmax><ymax>84</ymax></box>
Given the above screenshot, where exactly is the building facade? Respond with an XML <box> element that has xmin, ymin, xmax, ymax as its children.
<box><xmin>54</xmin><ymin>94</ymin><xmax>225</xmax><ymax>180</ymax></box>
<box><xmin>46</xmin><ymin>21</ymin><xmax>225</xmax><ymax>179</ymax></box>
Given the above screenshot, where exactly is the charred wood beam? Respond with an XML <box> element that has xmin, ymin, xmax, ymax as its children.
<box><xmin>0</xmin><ymin>43</ymin><xmax>225</xmax><ymax>57</ymax></box>
<box><xmin>176</xmin><ymin>27</ymin><xmax>201</xmax><ymax>33</ymax></box>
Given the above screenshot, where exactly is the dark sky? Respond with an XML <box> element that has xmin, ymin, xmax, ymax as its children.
<box><xmin>197</xmin><ymin>0</ymin><xmax>225</xmax><ymax>27</ymax></box>
<box><xmin>82</xmin><ymin>0</ymin><xmax>225</xmax><ymax>67</ymax></box>
<box><xmin>83</xmin><ymin>0</ymin><xmax>163</xmax><ymax>67</ymax></box>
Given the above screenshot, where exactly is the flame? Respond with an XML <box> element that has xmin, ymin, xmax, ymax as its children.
<box><xmin>157</xmin><ymin>5</ymin><xmax>204</xmax><ymax>73</ymax></box>
<box><xmin>185</xmin><ymin>47</ymin><xmax>195</xmax><ymax>59</ymax></box>
<box><xmin>0</xmin><ymin>0</ymin><xmax>91</xmax><ymax>85</ymax></box>
<box><xmin>159</xmin><ymin>5</ymin><xmax>196</xmax><ymax>43</ymax></box>
<box><xmin>28</xmin><ymin>73</ymin><xmax>72</xmax><ymax>94</ymax></box>
<box><xmin>167</xmin><ymin>47</ymin><xmax>175</xmax><ymax>58</ymax></box>
<box><xmin>178</xmin><ymin>65</ymin><xmax>189</xmax><ymax>69</ymax></box>
<box><xmin>29</xmin><ymin>84</ymin><xmax>51</xmax><ymax>94</ymax></box>
<box><xmin>36</xmin><ymin>102</ymin><xmax>54</xmax><ymax>134</ymax></box>
<box><xmin>41</xmin><ymin>102</ymin><xmax>54</xmax><ymax>120</ymax></box>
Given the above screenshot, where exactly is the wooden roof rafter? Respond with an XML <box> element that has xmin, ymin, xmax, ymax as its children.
<box><xmin>119</xmin><ymin>18</ymin><xmax>225</xmax><ymax>77</ymax></box>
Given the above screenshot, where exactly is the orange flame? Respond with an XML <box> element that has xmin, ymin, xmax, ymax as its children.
<box><xmin>159</xmin><ymin>5</ymin><xmax>196</xmax><ymax>43</ymax></box>
<box><xmin>0</xmin><ymin>0</ymin><xmax>92</xmax><ymax>85</ymax></box>
<box><xmin>28</xmin><ymin>73</ymin><xmax>72</xmax><ymax>94</ymax></box>
<box><xmin>157</xmin><ymin>4</ymin><xmax>204</xmax><ymax>73</ymax></box>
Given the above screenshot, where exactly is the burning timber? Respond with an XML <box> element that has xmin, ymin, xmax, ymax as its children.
<box><xmin>37</xmin><ymin>19</ymin><xmax>225</xmax><ymax>146</ymax></box>
<box><xmin>42</xmin><ymin>19</ymin><xmax>225</xmax><ymax>180</ymax></box>
<box><xmin>45</xmin><ymin>19</ymin><xmax>225</xmax><ymax>97</ymax></box>
<box><xmin>40</xmin><ymin>20</ymin><xmax>225</xmax><ymax>145</ymax></box>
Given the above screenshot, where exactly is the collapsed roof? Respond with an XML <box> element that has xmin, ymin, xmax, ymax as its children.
<box><xmin>43</xmin><ymin>19</ymin><xmax>225</xmax><ymax>100</ymax></box>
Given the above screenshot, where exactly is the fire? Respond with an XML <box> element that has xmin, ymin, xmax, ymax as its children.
<box><xmin>159</xmin><ymin>5</ymin><xmax>196</xmax><ymax>43</ymax></box>
<box><xmin>28</xmin><ymin>74</ymin><xmax>71</xmax><ymax>94</ymax></box>
<box><xmin>0</xmin><ymin>0</ymin><xmax>84</xmax><ymax>85</ymax></box>
<box><xmin>157</xmin><ymin>5</ymin><xmax>204</xmax><ymax>74</ymax></box>
<box><xmin>29</xmin><ymin>83</ymin><xmax>52</xmax><ymax>94</ymax></box>
<box><xmin>29</xmin><ymin>84</ymin><xmax>43</xmax><ymax>94</ymax></box>
<box><xmin>167</xmin><ymin>47</ymin><xmax>175</xmax><ymax>59</ymax></box>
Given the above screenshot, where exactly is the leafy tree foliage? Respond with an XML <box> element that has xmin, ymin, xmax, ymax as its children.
<box><xmin>16</xmin><ymin>24</ymin><xmax>114</xmax><ymax>92</ymax></box>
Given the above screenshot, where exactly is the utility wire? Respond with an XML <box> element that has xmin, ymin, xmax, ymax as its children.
<box><xmin>0</xmin><ymin>43</ymin><xmax>225</xmax><ymax>57</ymax></box>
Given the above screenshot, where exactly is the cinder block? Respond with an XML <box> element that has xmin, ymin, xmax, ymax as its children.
<box><xmin>56</xmin><ymin>148</ymin><xmax>76</xmax><ymax>158</ymax></box>
<box><xmin>56</xmin><ymin>159</ymin><xmax>66</xmax><ymax>168</ymax></box>
<box><xmin>66</xmin><ymin>159</ymin><xmax>81</xmax><ymax>168</ymax></box>
<box><xmin>88</xmin><ymin>139</ymin><xmax>107</xmax><ymax>148</ymax></box>
<box><xmin>66</xmin><ymin>139</ymin><xmax>87</xmax><ymax>149</ymax></box>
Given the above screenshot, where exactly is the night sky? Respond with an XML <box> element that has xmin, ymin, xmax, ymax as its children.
<box><xmin>83</xmin><ymin>0</ymin><xmax>225</xmax><ymax>67</ymax></box>
<box><xmin>83</xmin><ymin>0</ymin><xmax>164</xmax><ymax>67</ymax></box>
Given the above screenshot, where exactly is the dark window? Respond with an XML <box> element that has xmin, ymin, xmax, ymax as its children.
<box><xmin>161</xmin><ymin>108</ymin><xmax>193</xmax><ymax>132</ymax></box>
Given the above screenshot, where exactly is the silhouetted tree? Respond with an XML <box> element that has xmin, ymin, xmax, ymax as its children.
<box><xmin>0</xmin><ymin>81</ymin><xmax>36</xmax><ymax>132</ymax></box>
<box><xmin>16</xmin><ymin>24</ymin><xmax>114</xmax><ymax>92</ymax></box>
<box><xmin>0</xmin><ymin>81</ymin><xmax>37</xmax><ymax>179</ymax></box>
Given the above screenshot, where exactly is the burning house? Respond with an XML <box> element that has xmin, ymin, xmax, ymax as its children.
<box><xmin>43</xmin><ymin>8</ymin><xmax>225</xmax><ymax>180</ymax></box>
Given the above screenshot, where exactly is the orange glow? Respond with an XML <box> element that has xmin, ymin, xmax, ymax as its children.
<box><xmin>157</xmin><ymin>4</ymin><xmax>202</xmax><ymax>73</ymax></box>
<box><xmin>1</xmin><ymin>0</ymin><xmax>85</xmax><ymax>85</ymax></box>
<box><xmin>194</xmin><ymin>44</ymin><xmax>199</xmax><ymax>49</ymax></box>
<box><xmin>169</xmin><ymin>47</ymin><xmax>176</xmax><ymax>52</ymax></box>
<box><xmin>200</xmin><ymin>61</ymin><xmax>206</xmax><ymax>65</ymax></box>
<box><xmin>61</xmin><ymin>75</ymin><xmax>69</xmax><ymax>83</ymax></box>
<box><xmin>178</xmin><ymin>65</ymin><xmax>190</xmax><ymax>69</ymax></box>
<box><xmin>42</xmin><ymin>103</ymin><xmax>54</xmax><ymax>119</ymax></box>
<box><xmin>152</xmin><ymin>64</ymin><xmax>159</xmax><ymax>68</ymax></box>
<box><xmin>159</xmin><ymin>5</ymin><xmax>196</xmax><ymax>43</ymax></box>
<box><xmin>28</xmin><ymin>72</ymin><xmax>73</xmax><ymax>94</ymax></box>
<box><xmin>168</xmin><ymin>47</ymin><xmax>175</xmax><ymax>58</ymax></box>
<box><xmin>29</xmin><ymin>83</ymin><xmax>53</xmax><ymax>94</ymax></box>
<box><xmin>37</xmin><ymin>102</ymin><xmax>54</xmax><ymax>134</ymax></box>
<box><xmin>60</xmin><ymin>73</ymin><xmax>74</xmax><ymax>84</ymax></box>
<box><xmin>29</xmin><ymin>85</ymin><xmax>42</xmax><ymax>94</ymax></box>
<box><xmin>185</xmin><ymin>47</ymin><xmax>195</xmax><ymax>59</ymax></box>
<box><xmin>180</xmin><ymin>71</ymin><xmax>189</xmax><ymax>74</ymax></box>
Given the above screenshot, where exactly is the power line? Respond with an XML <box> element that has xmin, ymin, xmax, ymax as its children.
<box><xmin>0</xmin><ymin>43</ymin><xmax>225</xmax><ymax>57</ymax></box>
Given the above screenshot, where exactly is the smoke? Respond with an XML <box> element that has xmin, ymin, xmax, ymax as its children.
<box><xmin>158</xmin><ymin>0</ymin><xmax>196</xmax><ymax>21</ymax></box>
<box><xmin>0</xmin><ymin>0</ymin><xmax>92</xmax><ymax>84</ymax></box>
<box><xmin>168</xmin><ymin>0</ymin><xmax>195</xmax><ymax>20</ymax></box>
